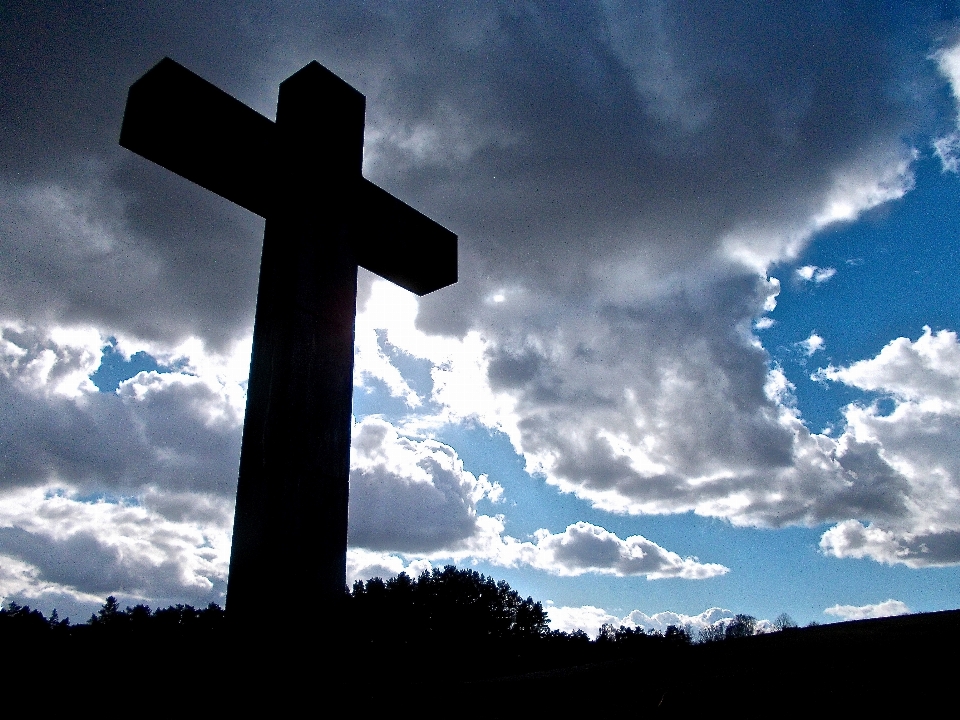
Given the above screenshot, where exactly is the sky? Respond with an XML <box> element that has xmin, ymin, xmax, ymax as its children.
<box><xmin>3</xmin><ymin>1</ymin><xmax>960</xmax><ymax>635</ymax></box>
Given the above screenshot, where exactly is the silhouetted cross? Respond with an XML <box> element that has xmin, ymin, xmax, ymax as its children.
<box><xmin>120</xmin><ymin>58</ymin><xmax>457</xmax><ymax>630</ymax></box>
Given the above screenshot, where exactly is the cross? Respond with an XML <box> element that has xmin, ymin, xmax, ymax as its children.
<box><xmin>120</xmin><ymin>58</ymin><xmax>457</xmax><ymax>631</ymax></box>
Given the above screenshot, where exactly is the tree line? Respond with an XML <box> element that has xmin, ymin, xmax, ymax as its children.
<box><xmin>0</xmin><ymin>564</ymin><xmax>798</xmax><ymax>654</ymax></box>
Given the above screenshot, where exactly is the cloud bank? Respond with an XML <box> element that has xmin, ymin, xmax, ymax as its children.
<box><xmin>547</xmin><ymin>604</ymin><xmax>740</xmax><ymax>638</ymax></box>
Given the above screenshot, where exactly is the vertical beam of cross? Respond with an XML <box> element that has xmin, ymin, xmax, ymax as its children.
<box><xmin>119</xmin><ymin>58</ymin><xmax>457</xmax><ymax>634</ymax></box>
<box><xmin>226</xmin><ymin>64</ymin><xmax>365</xmax><ymax>630</ymax></box>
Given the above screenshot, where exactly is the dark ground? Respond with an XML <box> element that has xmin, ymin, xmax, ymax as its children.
<box><xmin>8</xmin><ymin>609</ymin><xmax>959</xmax><ymax>715</ymax></box>
<box><xmin>472</xmin><ymin>610</ymin><xmax>960</xmax><ymax>716</ymax></box>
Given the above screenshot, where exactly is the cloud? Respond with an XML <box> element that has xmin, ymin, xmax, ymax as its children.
<box><xmin>824</xmin><ymin>599</ymin><xmax>910</xmax><ymax>621</ymax></box>
<box><xmin>348</xmin><ymin>416</ymin><xmax>503</xmax><ymax>553</ymax></box>
<box><xmin>812</xmin><ymin>328</ymin><xmax>960</xmax><ymax>566</ymax></box>
<box><xmin>0</xmin><ymin>323</ymin><xmax>245</xmax><ymax>496</ymax></box>
<box><xmin>545</xmin><ymin>605</ymin><xmax>621</xmax><ymax>637</ymax></box>
<box><xmin>345</xmin><ymin>549</ymin><xmax>433</xmax><ymax>587</ymax></box>
<box><xmin>933</xmin><ymin>40</ymin><xmax>960</xmax><ymax>172</ymax></box>
<box><xmin>0</xmin><ymin>485</ymin><xmax>232</xmax><ymax>607</ymax></box>
<box><xmin>512</xmin><ymin>522</ymin><xmax>728</xmax><ymax>579</ymax></box>
<box><xmin>820</xmin><ymin>520</ymin><xmax>960</xmax><ymax>568</ymax></box>
<box><xmin>0</xmin><ymin>2</ymin><xmax>952</xmax><ymax>608</ymax></box>
<box><xmin>820</xmin><ymin>520</ymin><xmax>910</xmax><ymax>564</ymax></box>
<box><xmin>817</xmin><ymin>327</ymin><xmax>960</xmax><ymax>410</ymax></box>
<box><xmin>1</xmin><ymin>2</ymin><xmax>929</xmax><ymax>345</ymax></box>
<box><xmin>0</xmin><ymin>325</ymin><xmax>725</xmax><ymax>611</ymax></box>
<box><xmin>547</xmin><ymin>603</ymin><xmax>738</xmax><ymax>638</ymax></box>
<box><xmin>347</xmin><ymin>417</ymin><xmax>724</xmax><ymax>579</ymax></box>
<box><xmin>625</xmin><ymin>607</ymin><xmax>736</xmax><ymax>635</ymax></box>
<box><xmin>361</xmin><ymin>275</ymin><xmax>960</xmax><ymax>561</ymax></box>
<box><xmin>799</xmin><ymin>332</ymin><xmax>826</xmax><ymax>356</ymax></box>
<box><xmin>796</xmin><ymin>265</ymin><xmax>837</xmax><ymax>283</ymax></box>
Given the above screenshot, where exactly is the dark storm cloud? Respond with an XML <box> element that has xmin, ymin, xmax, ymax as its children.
<box><xmin>1</xmin><ymin>2</ymin><xmax>276</xmax><ymax>348</ymax></box>
<box><xmin>486</xmin><ymin>347</ymin><xmax>544</xmax><ymax>391</ymax></box>
<box><xmin>0</xmin><ymin>1</ymin><xmax>279</xmax><ymax>179</ymax></box>
<box><xmin>403</xmin><ymin>1</ymin><xmax>933</xmax><ymax>331</ymax></box>
<box><xmin>0</xmin><ymin>525</ymin><xmax>164</xmax><ymax>598</ymax></box>
<box><xmin>2</xmin><ymin>2</ymin><xmax>939</xmax><ymax>343</ymax></box>
<box><xmin>901</xmin><ymin>530</ymin><xmax>960</xmax><ymax>564</ymax></box>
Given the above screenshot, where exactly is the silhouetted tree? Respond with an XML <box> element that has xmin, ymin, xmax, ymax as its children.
<box><xmin>90</xmin><ymin>596</ymin><xmax>124</xmax><ymax>627</ymax></box>
<box><xmin>515</xmin><ymin>594</ymin><xmax>550</xmax><ymax>638</ymax></box>
<box><xmin>774</xmin><ymin>613</ymin><xmax>797</xmax><ymax>631</ymax></box>
<box><xmin>725</xmin><ymin>614</ymin><xmax>757</xmax><ymax>639</ymax></box>
<box><xmin>127</xmin><ymin>604</ymin><xmax>152</xmax><ymax>628</ymax></box>
<box><xmin>664</xmin><ymin>624</ymin><xmax>692</xmax><ymax>645</ymax></box>
<box><xmin>0</xmin><ymin>601</ymin><xmax>49</xmax><ymax>635</ymax></box>
<box><xmin>698</xmin><ymin>623</ymin><xmax>727</xmax><ymax>643</ymax></box>
<box><xmin>350</xmin><ymin>565</ymin><xmax>549</xmax><ymax>646</ymax></box>
<box><xmin>47</xmin><ymin>608</ymin><xmax>70</xmax><ymax>629</ymax></box>
<box><xmin>597</xmin><ymin>622</ymin><xmax>618</xmax><ymax>643</ymax></box>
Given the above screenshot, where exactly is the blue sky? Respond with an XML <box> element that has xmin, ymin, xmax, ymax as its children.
<box><xmin>3</xmin><ymin>2</ymin><xmax>960</xmax><ymax>634</ymax></box>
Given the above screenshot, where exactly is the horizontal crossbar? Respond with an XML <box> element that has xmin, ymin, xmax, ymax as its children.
<box><xmin>120</xmin><ymin>58</ymin><xmax>456</xmax><ymax>295</ymax></box>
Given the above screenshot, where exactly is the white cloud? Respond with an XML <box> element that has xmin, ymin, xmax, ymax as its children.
<box><xmin>352</xmin><ymin>278</ymin><xmax>960</xmax><ymax>574</ymax></box>
<box><xmin>345</xmin><ymin>548</ymin><xmax>433</xmax><ymax>587</ymax></box>
<box><xmin>811</xmin><ymin>153</ymin><xmax>914</xmax><ymax>229</ymax></box>
<box><xmin>813</xmin><ymin>328</ymin><xmax>960</xmax><ymax>567</ymax></box>
<box><xmin>354</xmin><ymin>278</ymin><xmax>423</xmax><ymax>408</ymax></box>
<box><xmin>545</xmin><ymin>605</ymin><xmax>622</xmax><ymax>636</ymax></box>
<box><xmin>0</xmin><ymin>485</ymin><xmax>232</xmax><ymax>605</ymax></box>
<box><xmin>507</xmin><ymin>522</ymin><xmax>728</xmax><ymax>579</ymax></box>
<box><xmin>346</xmin><ymin>416</ymin><xmax>724</xmax><ymax>579</ymax></box>
<box><xmin>0</xmin><ymin>325</ymin><xmax>728</xmax><ymax>608</ymax></box>
<box><xmin>354</xmin><ymin>278</ymin><xmax>522</xmax><ymax>447</ymax></box>
<box><xmin>0</xmin><ymin>324</ymin><xmax>244</xmax><ymax>496</ymax></box>
<box><xmin>819</xmin><ymin>520</ymin><xmax>909</xmax><ymax>565</ymax></box>
<box><xmin>547</xmin><ymin>603</ymin><xmax>738</xmax><ymax>638</ymax></box>
<box><xmin>722</xmin><ymin>149</ymin><xmax>914</xmax><ymax>271</ymax></box>
<box><xmin>796</xmin><ymin>265</ymin><xmax>837</xmax><ymax>283</ymax></box>
<box><xmin>799</xmin><ymin>332</ymin><xmax>825</xmax><ymax>356</ymax></box>
<box><xmin>0</xmin><ymin>321</ymin><xmax>103</xmax><ymax>399</ymax></box>
<box><xmin>824</xmin><ymin>599</ymin><xmax>910</xmax><ymax>621</ymax></box>
<box><xmin>819</xmin><ymin>519</ymin><xmax>960</xmax><ymax>569</ymax></box>
<box><xmin>818</xmin><ymin>327</ymin><xmax>960</xmax><ymax>411</ymax></box>
<box><xmin>934</xmin><ymin>41</ymin><xmax>960</xmax><ymax>173</ymax></box>
<box><xmin>348</xmin><ymin>416</ymin><xmax>503</xmax><ymax>553</ymax></box>
<box><xmin>933</xmin><ymin>132</ymin><xmax>960</xmax><ymax>173</ymax></box>
<box><xmin>625</xmin><ymin>607</ymin><xmax>736</xmax><ymax>635</ymax></box>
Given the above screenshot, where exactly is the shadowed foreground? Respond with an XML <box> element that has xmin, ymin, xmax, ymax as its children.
<box><xmin>473</xmin><ymin>609</ymin><xmax>960</xmax><ymax>716</ymax></box>
<box><xmin>5</xmin><ymin>577</ymin><xmax>958</xmax><ymax>714</ymax></box>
